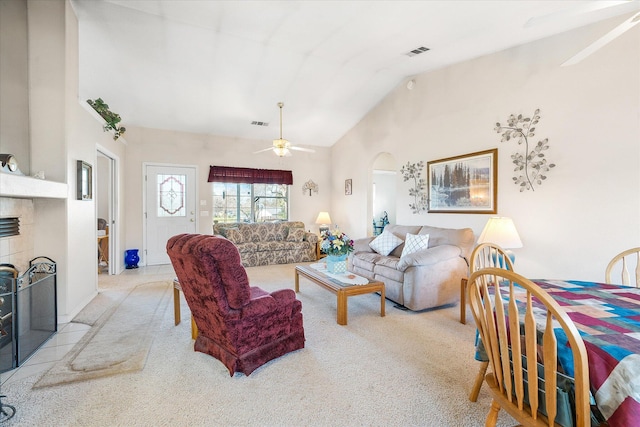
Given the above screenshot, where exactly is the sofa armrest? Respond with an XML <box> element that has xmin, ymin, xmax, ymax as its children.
<box><xmin>352</xmin><ymin>237</ymin><xmax>375</xmax><ymax>253</ymax></box>
<box><xmin>304</xmin><ymin>232</ymin><xmax>318</xmax><ymax>244</ymax></box>
<box><xmin>396</xmin><ymin>244</ymin><xmax>462</xmax><ymax>272</ymax></box>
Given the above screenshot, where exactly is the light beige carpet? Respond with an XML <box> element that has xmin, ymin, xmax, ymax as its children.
<box><xmin>3</xmin><ymin>265</ymin><xmax>517</xmax><ymax>426</ymax></box>
<box><xmin>33</xmin><ymin>281</ymin><xmax>172</xmax><ymax>388</ymax></box>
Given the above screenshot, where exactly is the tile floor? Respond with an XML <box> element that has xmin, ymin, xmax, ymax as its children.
<box><xmin>0</xmin><ymin>264</ymin><xmax>176</xmax><ymax>387</ymax></box>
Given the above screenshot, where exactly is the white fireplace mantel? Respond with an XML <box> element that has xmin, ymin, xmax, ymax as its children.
<box><xmin>0</xmin><ymin>172</ymin><xmax>67</xmax><ymax>199</ymax></box>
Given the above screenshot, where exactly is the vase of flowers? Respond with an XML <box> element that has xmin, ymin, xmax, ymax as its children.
<box><xmin>320</xmin><ymin>229</ymin><xmax>354</xmax><ymax>273</ymax></box>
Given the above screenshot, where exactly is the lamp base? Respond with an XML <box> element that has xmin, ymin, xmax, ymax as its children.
<box><xmin>318</xmin><ymin>225</ymin><xmax>329</xmax><ymax>236</ymax></box>
<box><xmin>492</xmin><ymin>250</ymin><xmax>516</xmax><ymax>269</ymax></box>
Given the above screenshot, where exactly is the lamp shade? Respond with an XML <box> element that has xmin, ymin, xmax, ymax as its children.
<box><xmin>315</xmin><ymin>212</ymin><xmax>332</xmax><ymax>225</ymax></box>
<box><xmin>477</xmin><ymin>217</ymin><xmax>523</xmax><ymax>249</ymax></box>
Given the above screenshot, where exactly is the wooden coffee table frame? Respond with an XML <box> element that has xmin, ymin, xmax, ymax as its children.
<box><xmin>295</xmin><ymin>265</ymin><xmax>385</xmax><ymax>325</ymax></box>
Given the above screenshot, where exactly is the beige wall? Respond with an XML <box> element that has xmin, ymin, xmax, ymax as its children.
<box><xmin>331</xmin><ymin>12</ymin><xmax>640</xmax><ymax>282</ymax></box>
<box><xmin>122</xmin><ymin>126</ymin><xmax>331</xmax><ymax>264</ymax></box>
<box><xmin>0</xmin><ymin>0</ymin><xmax>130</xmax><ymax>322</ymax></box>
<box><xmin>0</xmin><ymin>0</ymin><xmax>29</xmax><ymax>172</ymax></box>
<box><xmin>3</xmin><ymin>0</ymin><xmax>639</xmax><ymax>321</ymax></box>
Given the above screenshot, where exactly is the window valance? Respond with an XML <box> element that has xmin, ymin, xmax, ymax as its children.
<box><xmin>208</xmin><ymin>166</ymin><xmax>293</xmax><ymax>185</ymax></box>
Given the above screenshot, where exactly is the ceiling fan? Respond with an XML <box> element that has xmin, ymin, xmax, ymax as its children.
<box><xmin>526</xmin><ymin>0</ymin><xmax>640</xmax><ymax>66</ymax></box>
<box><xmin>253</xmin><ymin>102</ymin><xmax>315</xmax><ymax>157</ymax></box>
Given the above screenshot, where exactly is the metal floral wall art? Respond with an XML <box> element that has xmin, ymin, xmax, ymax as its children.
<box><xmin>400</xmin><ymin>161</ymin><xmax>427</xmax><ymax>214</ymax></box>
<box><xmin>302</xmin><ymin>179</ymin><xmax>318</xmax><ymax>196</ymax></box>
<box><xmin>494</xmin><ymin>109</ymin><xmax>555</xmax><ymax>192</ymax></box>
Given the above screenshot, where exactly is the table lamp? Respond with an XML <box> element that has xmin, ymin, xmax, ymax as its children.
<box><xmin>477</xmin><ymin>216</ymin><xmax>523</xmax><ymax>264</ymax></box>
<box><xmin>315</xmin><ymin>212</ymin><xmax>332</xmax><ymax>235</ymax></box>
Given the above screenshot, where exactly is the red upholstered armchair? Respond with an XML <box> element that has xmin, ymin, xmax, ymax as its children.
<box><xmin>166</xmin><ymin>234</ymin><xmax>305</xmax><ymax>376</ymax></box>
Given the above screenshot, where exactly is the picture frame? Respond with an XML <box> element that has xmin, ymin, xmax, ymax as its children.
<box><xmin>345</xmin><ymin>179</ymin><xmax>352</xmax><ymax>195</ymax></box>
<box><xmin>427</xmin><ymin>148</ymin><xmax>497</xmax><ymax>214</ymax></box>
<box><xmin>76</xmin><ymin>160</ymin><xmax>93</xmax><ymax>201</ymax></box>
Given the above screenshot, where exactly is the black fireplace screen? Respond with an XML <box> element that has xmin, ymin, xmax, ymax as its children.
<box><xmin>0</xmin><ymin>257</ymin><xmax>57</xmax><ymax>373</ymax></box>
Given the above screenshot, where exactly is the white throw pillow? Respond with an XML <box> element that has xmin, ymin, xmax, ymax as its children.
<box><xmin>369</xmin><ymin>230</ymin><xmax>404</xmax><ymax>256</ymax></box>
<box><xmin>401</xmin><ymin>233</ymin><xmax>430</xmax><ymax>258</ymax></box>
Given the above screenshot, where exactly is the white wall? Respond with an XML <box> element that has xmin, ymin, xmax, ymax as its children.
<box><xmin>14</xmin><ymin>0</ymin><xmax>129</xmax><ymax>321</ymax></box>
<box><xmin>121</xmin><ymin>126</ymin><xmax>332</xmax><ymax>265</ymax></box>
<box><xmin>0</xmin><ymin>0</ymin><xmax>29</xmax><ymax>169</ymax></box>
<box><xmin>331</xmin><ymin>12</ymin><xmax>640</xmax><ymax>282</ymax></box>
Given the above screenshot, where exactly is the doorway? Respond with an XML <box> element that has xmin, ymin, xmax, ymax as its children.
<box><xmin>144</xmin><ymin>164</ymin><xmax>198</xmax><ymax>265</ymax></box>
<box><xmin>96</xmin><ymin>149</ymin><xmax>118</xmax><ymax>275</ymax></box>
<box><xmin>371</xmin><ymin>153</ymin><xmax>397</xmax><ymax>236</ymax></box>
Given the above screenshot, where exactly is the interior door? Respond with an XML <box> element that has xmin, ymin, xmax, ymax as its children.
<box><xmin>145</xmin><ymin>165</ymin><xmax>197</xmax><ymax>265</ymax></box>
<box><xmin>97</xmin><ymin>148</ymin><xmax>118</xmax><ymax>275</ymax></box>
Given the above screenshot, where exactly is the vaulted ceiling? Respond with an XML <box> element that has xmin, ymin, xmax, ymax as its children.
<box><xmin>70</xmin><ymin>1</ymin><xmax>640</xmax><ymax>148</ymax></box>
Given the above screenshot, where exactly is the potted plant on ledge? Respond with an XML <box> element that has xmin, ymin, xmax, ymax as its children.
<box><xmin>87</xmin><ymin>98</ymin><xmax>126</xmax><ymax>140</ymax></box>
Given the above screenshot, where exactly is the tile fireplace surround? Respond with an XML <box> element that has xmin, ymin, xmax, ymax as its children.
<box><xmin>0</xmin><ymin>197</ymin><xmax>35</xmax><ymax>272</ymax></box>
<box><xmin>0</xmin><ymin>173</ymin><xmax>67</xmax><ymax>272</ymax></box>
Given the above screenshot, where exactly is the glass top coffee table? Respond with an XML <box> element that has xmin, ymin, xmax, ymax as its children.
<box><xmin>294</xmin><ymin>264</ymin><xmax>385</xmax><ymax>325</ymax></box>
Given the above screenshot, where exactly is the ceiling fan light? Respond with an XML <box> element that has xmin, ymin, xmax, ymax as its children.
<box><xmin>273</xmin><ymin>138</ymin><xmax>290</xmax><ymax>148</ymax></box>
<box><xmin>253</xmin><ymin>102</ymin><xmax>309</xmax><ymax>157</ymax></box>
<box><xmin>273</xmin><ymin>146</ymin><xmax>288</xmax><ymax>157</ymax></box>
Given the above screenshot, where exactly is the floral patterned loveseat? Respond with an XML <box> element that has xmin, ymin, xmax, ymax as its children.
<box><xmin>213</xmin><ymin>221</ymin><xmax>318</xmax><ymax>267</ymax></box>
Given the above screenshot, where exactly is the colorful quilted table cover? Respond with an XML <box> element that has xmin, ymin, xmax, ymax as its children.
<box><xmin>509</xmin><ymin>280</ymin><xmax>640</xmax><ymax>427</ymax></box>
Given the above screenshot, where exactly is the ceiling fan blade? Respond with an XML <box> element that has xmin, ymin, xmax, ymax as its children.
<box><xmin>253</xmin><ymin>147</ymin><xmax>273</xmax><ymax>154</ymax></box>
<box><xmin>562</xmin><ymin>11</ymin><xmax>640</xmax><ymax>66</ymax></box>
<box><xmin>289</xmin><ymin>146</ymin><xmax>316</xmax><ymax>153</ymax></box>
<box><xmin>525</xmin><ymin>1</ymin><xmax>633</xmax><ymax>28</ymax></box>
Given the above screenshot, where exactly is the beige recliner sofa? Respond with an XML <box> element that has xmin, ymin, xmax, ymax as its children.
<box><xmin>347</xmin><ymin>224</ymin><xmax>474</xmax><ymax>311</ymax></box>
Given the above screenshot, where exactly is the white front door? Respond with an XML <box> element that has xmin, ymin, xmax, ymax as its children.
<box><xmin>144</xmin><ymin>164</ymin><xmax>197</xmax><ymax>265</ymax></box>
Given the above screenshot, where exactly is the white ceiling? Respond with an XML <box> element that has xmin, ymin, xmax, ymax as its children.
<box><xmin>70</xmin><ymin>1</ymin><xmax>640</xmax><ymax>149</ymax></box>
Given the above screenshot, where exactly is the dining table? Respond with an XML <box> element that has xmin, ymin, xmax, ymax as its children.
<box><xmin>494</xmin><ymin>279</ymin><xmax>640</xmax><ymax>427</ymax></box>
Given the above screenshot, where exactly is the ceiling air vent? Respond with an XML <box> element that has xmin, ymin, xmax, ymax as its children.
<box><xmin>251</xmin><ymin>121</ymin><xmax>269</xmax><ymax>127</ymax></box>
<box><xmin>405</xmin><ymin>46</ymin><xmax>430</xmax><ymax>57</ymax></box>
<box><xmin>0</xmin><ymin>217</ymin><xmax>19</xmax><ymax>238</ymax></box>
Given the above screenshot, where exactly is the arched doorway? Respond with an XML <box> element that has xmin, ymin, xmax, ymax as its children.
<box><xmin>371</xmin><ymin>153</ymin><xmax>396</xmax><ymax>236</ymax></box>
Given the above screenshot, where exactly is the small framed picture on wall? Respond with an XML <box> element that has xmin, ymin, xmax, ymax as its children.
<box><xmin>76</xmin><ymin>160</ymin><xmax>93</xmax><ymax>201</ymax></box>
<box><xmin>345</xmin><ymin>179</ymin><xmax>352</xmax><ymax>195</ymax></box>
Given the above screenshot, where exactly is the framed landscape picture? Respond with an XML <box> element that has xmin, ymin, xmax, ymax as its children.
<box><xmin>427</xmin><ymin>148</ymin><xmax>497</xmax><ymax>214</ymax></box>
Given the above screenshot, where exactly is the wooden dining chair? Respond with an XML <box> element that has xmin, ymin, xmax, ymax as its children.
<box><xmin>605</xmin><ymin>247</ymin><xmax>640</xmax><ymax>287</ymax></box>
<box><xmin>467</xmin><ymin>267</ymin><xmax>590</xmax><ymax>427</ymax></box>
<box><xmin>468</xmin><ymin>243</ymin><xmax>515</xmax><ymax>402</ymax></box>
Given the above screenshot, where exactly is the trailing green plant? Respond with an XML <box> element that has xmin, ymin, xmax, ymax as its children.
<box><xmin>494</xmin><ymin>109</ymin><xmax>555</xmax><ymax>192</ymax></box>
<box><xmin>400</xmin><ymin>161</ymin><xmax>427</xmax><ymax>214</ymax></box>
<box><xmin>87</xmin><ymin>98</ymin><xmax>126</xmax><ymax>140</ymax></box>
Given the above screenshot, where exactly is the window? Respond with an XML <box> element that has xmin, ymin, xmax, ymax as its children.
<box><xmin>157</xmin><ymin>174</ymin><xmax>186</xmax><ymax>217</ymax></box>
<box><xmin>212</xmin><ymin>183</ymin><xmax>289</xmax><ymax>224</ymax></box>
